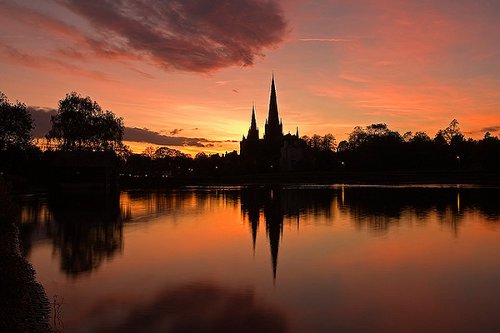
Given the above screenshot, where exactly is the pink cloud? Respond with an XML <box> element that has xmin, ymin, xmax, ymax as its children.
<box><xmin>299</xmin><ymin>38</ymin><xmax>352</xmax><ymax>42</ymax></box>
<box><xmin>0</xmin><ymin>42</ymin><xmax>110</xmax><ymax>81</ymax></box>
<box><xmin>0</xmin><ymin>0</ymin><xmax>288</xmax><ymax>73</ymax></box>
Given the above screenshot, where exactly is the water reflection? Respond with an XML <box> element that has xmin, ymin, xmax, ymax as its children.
<box><xmin>17</xmin><ymin>186</ymin><xmax>500</xmax><ymax>333</ymax></box>
<box><xmin>20</xmin><ymin>193</ymin><xmax>122</xmax><ymax>278</ymax></box>
<box><xmin>241</xmin><ymin>186</ymin><xmax>500</xmax><ymax>280</ymax></box>
<box><xmin>240</xmin><ymin>187</ymin><xmax>336</xmax><ymax>281</ymax></box>
<box><xmin>97</xmin><ymin>281</ymin><xmax>287</xmax><ymax>333</ymax></box>
<box><xmin>19</xmin><ymin>186</ymin><xmax>500</xmax><ymax>280</ymax></box>
<box><xmin>341</xmin><ymin>187</ymin><xmax>500</xmax><ymax>235</ymax></box>
<box><xmin>120</xmin><ymin>189</ymin><xmax>240</xmax><ymax>222</ymax></box>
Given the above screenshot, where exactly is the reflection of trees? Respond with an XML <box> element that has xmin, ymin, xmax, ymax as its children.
<box><xmin>19</xmin><ymin>187</ymin><xmax>500</xmax><ymax>280</ymax></box>
<box><xmin>18</xmin><ymin>198</ymin><xmax>52</xmax><ymax>257</ymax></box>
<box><xmin>120</xmin><ymin>189</ymin><xmax>240</xmax><ymax>221</ymax></box>
<box><xmin>20</xmin><ymin>193</ymin><xmax>122</xmax><ymax>278</ymax></box>
<box><xmin>241</xmin><ymin>186</ymin><xmax>500</xmax><ymax>280</ymax></box>
<box><xmin>50</xmin><ymin>194</ymin><xmax>122</xmax><ymax>277</ymax></box>
<box><xmin>120</xmin><ymin>190</ymin><xmax>197</xmax><ymax>221</ymax></box>
<box><xmin>341</xmin><ymin>187</ymin><xmax>500</xmax><ymax>235</ymax></box>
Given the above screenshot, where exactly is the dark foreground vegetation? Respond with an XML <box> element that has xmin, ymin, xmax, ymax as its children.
<box><xmin>1</xmin><ymin>91</ymin><xmax>500</xmax><ymax>191</ymax></box>
<box><xmin>0</xmin><ymin>182</ymin><xmax>52</xmax><ymax>332</ymax></box>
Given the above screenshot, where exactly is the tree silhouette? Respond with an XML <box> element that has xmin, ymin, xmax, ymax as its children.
<box><xmin>0</xmin><ymin>92</ymin><xmax>33</xmax><ymax>151</ymax></box>
<box><xmin>142</xmin><ymin>146</ymin><xmax>156</xmax><ymax>159</ymax></box>
<box><xmin>442</xmin><ymin>119</ymin><xmax>463</xmax><ymax>144</ymax></box>
<box><xmin>302</xmin><ymin>133</ymin><xmax>336</xmax><ymax>151</ymax></box>
<box><xmin>47</xmin><ymin>92</ymin><xmax>124</xmax><ymax>152</ymax></box>
<box><xmin>154</xmin><ymin>146</ymin><xmax>189</xmax><ymax>159</ymax></box>
<box><xmin>411</xmin><ymin>131</ymin><xmax>431</xmax><ymax>143</ymax></box>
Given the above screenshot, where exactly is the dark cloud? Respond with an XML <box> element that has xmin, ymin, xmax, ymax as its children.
<box><xmin>481</xmin><ymin>126</ymin><xmax>500</xmax><ymax>133</ymax></box>
<box><xmin>124</xmin><ymin>127</ymin><xmax>207</xmax><ymax>147</ymax></box>
<box><xmin>53</xmin><ymin>0</ymin><xmax>288</xmax><ymax>72</ymax></box>
<box><xmin>27</xmin><ymin>107</ymin><xmax>227</xmax><ymax>148</ymax></box>
<box><xmin>93</xmin><ymin>282</ymin><xmax>288</xmax><ymax>333</ymax></box>
<box><xmin>27</xmin><ymin>106</ymin><xmax>57</xmax><ymax>138</ymax></box>
<box><xmin>169</xmin><ymin>128</ymin><xmax>184</xmax><ymax>136</ymax></box>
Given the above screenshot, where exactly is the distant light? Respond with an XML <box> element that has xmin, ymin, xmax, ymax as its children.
<box><xmin>456</xmin><ymin>155</ymin><xmax>460</xmax><ymax>160</ymax></box>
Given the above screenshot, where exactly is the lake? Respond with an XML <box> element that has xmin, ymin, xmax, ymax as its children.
<box><xmin>18</xmin><ymin>185</ymin><xmax>500</xmax><ymax>333</ymax></box>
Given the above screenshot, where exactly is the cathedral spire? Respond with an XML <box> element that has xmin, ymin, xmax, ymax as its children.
<box><xmin>264</xmin><ymin>74</ymin><xmax>283</xmax><ymax>141</ymax></box>
<box><xmin>246</xmin><ymin>104</ymin><xmax>259</xmax><ymax>141</ymax></box>
<box><xmin>268</xmin><ymin>74</ymin><xmax>279</xmax><ymax>125</ymax></box>
<box><xmin>251</xmin><ymin>104</ymin><xmax>257</xmax><ymax>130</ymax></box>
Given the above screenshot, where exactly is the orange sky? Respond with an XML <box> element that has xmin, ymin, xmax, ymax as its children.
<box><xmin>1</xmin><ymin>0</ymin><xmax>500</xmax><ymax>155</ymax></box>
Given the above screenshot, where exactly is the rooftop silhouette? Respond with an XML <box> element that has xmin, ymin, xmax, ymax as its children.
<box><xmin>240</xmin><ymin>75</ymin><xmax>306</xmax><ymax>172</ymax></box>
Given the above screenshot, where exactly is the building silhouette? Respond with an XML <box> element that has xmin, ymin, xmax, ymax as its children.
<box><xmin>240</xmin><ymin>75</ymin><xmax>306</xmax><ymax>171</ymax></box>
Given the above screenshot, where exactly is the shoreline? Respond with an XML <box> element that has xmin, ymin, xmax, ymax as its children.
<box><xmin>5</xmin><ymin>168</ymin><xmax>500</xmax><ymax>194</ymax></box>
<box><xmin>0</xmin><ymin>185</ymin><xmax>52</xmax><ymax>333</ymax></box>
<box><xmin>118</xmin><ymin>170</ymin><xmax>500</xmax><ymax>189</ymax></box>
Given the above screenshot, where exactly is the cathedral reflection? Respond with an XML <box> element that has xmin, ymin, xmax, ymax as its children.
<box><xmin>240</xmin><ymin>187</ymin><xmax>336</xmax><ymax>281</ymax></box>
<box><xmin>240</xmin><ymin>185</ymin><xmax>500</xmax><ymax>281</ymax></box>
<box><xmin>18</xmin><ymin>186</ymin><xmax>500</xmax><ymax>280</ymax></box>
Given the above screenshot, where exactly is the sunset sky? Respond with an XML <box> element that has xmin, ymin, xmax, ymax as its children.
<box><xmin>1</xmin><ymin>0</ymin><xmax>500</xmax><ymax>155</ymax></box>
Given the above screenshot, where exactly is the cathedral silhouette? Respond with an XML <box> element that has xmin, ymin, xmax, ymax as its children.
<box><xmin>240</xmin><ymin>75</ymin><xmax>306</xmax><ymax>171</ymax></box>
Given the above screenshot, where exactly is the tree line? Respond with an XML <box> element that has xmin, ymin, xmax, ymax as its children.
<box><xmin>1</xmin><ymin>91</ymin><xmax>500</xmax><ymax>185</ymax></box>
<box><xmin>1</xmin><ymin>91</ymin><xmax>124</xmax><ymax>153</ymax></box>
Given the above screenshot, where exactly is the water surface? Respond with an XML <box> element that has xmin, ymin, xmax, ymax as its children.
<box><xmin>19</xmin><ymin>185</ymin><xmax>500</xmax><ymax>332</ymax></box>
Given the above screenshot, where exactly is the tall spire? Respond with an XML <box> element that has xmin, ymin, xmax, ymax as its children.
<box><xmin>251</xmin><ymin>104</ymin><xmax>257</xmax><ymax>130</ymax></box>
<box><xmin>246</xmin><ymin>104</ymin><xmax>259</xmax><ymax>141</ymax></box>
<box><xmin>264</xmin><ymin>74</ymin><xmax>283</xmax><ymax>141</ymax></box>
<box><xmin>268</xmin><ymin>74</ymin><xmax>279</xmax><ymax>125</ymax></box>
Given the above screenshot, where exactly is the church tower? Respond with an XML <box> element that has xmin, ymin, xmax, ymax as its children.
<box><xmin>264</xmin><ymin>74</ymin><xmax>283</xmax><ymax>141</ymax></box>
<box><xmin>246</xmin><ymin>104</ymin><xmax>259</xmax><ymax>141</ymax></box>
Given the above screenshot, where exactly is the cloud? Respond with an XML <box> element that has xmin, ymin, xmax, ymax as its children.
<box><xmin>23</xmin><ymin>0</ymin><xmax>287</xmax><ymax>73</ymax></box>
<box><xmin>125</xmin><ymin>128</ymin><xmax>238</xmax><ymax>147</ymax></box>
<box><xmin>480</xmin><ymin>126</ymin><xmax>500</xmax><ymax>133</ymax></box>
<box><xmin>125</xmin><ymin>127</ymin><xmax>208</xmax><ymax>147</ymax></box>
<box><xmin>91</xmin><ymin>282</ymin><xmax>288</xmax><ymax>333</ymax></box>
<box><xmin>27</xmin><ymin>108</ymin><xmax>227</xmax><ymax>148</ymax></box>
<box><xmin>299</xmin><ymin>38</ymin><xmax>352</xmax><ymax>42</ymax></box>
<box><xmin>169</xmin><ymin>128</ymin><xmax>184</xmax><ymax>136</ymax></box>
<box><xmin>0</xmin><ymin>43</ymin><xmax>110</xmax><ymax>81</ymax></box>
<box><xmin>27</xmin><ymin>106</ymin><xmax>57</xmax><ymax>138</ymax></box>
